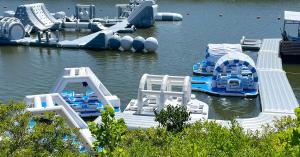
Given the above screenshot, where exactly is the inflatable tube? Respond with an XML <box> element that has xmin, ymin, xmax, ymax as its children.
<box><xmin>3</xmin><ymin>10</ymin><xmax>15</xmax><ymax>17</ymax></box>
<box><xmin>0</xmin><ymin>17</ymin><xmax>25</xmax><ymax>40</ymax></box>
<box><xmin>155</xmin><ymin>12</ymin><xmax>183</xmax><ymax>21</ymax></box>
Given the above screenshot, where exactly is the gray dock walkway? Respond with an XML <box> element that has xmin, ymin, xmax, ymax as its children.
<box><xmin>234</xmin><ymin>38</ymin><xmax>299</xmax><ymax>131</ymax></box>
<box><xmin>94</xmin><ymin>112</ymin><xmax>205</xmax><ymax>130</ymax></box>
<box><xmin>16</xmin><ymin>19</ymin><xmax>130</xmax><ymax>49</ymax></box>
<box><xmin>256</xmin><ymin>38</ymin><xmax>298</xmax><ymax>114</ymax></box>
<box><xmin>94</xmin><ymin>113</ymin><xmax>159</xmax><ymax>130</ymax></box>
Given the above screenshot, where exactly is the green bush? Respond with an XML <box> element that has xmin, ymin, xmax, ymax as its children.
<box><xmin>154</xmin><ymin>105</ymin><xmax>190</xmax><ymax>133</ymax></box>
<box><xmin>292</xmin><ymin>108</ymin><xmax>300</xmax><ymax>153</ymax></box>
<box><xmin>0</xmin><ymin>101</ymin><xmax>83</xmax><ymax>157</ymax></box>
<box><xmin>1</xmin><ymin>101</ymin><xmax>299</xmax><ymax>157</ymax></box>
<box><xmin>88</xmin><ymin>105</ymin><xmax>127</xmax><ymax>156</ymax></box>
<box><xmin>110</xmin><ymin>108</ymin><xmax>300</xmax><ymax>157</ymax></box>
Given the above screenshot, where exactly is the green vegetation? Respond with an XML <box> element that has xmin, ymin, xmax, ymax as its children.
<box><xmin>1</xmin><ymin>101</ymin><xmax>299</xmax><ymax>157</ymax></box>
<box><xmin>292</xmin><ymin>108</ymin><xmax>300</xmax><ymax>153</ymax></box>
<box><xmin>154</xmin><ymin>105</ymin><xmax>190</xmax><ymax>132</ymax></box>
<box><xmin>94</xmin><ymin>106</ymin><xmax>300</xmax><ymax>157</ymax></box>
<box><xmin>0</xmin><ymin>101</ymin><xmax>83</xmax><ymax>157</ymax></box>
<box><xmin>88</xmin><ymin>105</ymin><xmax>127</xmax><ymax>155</ymax></box>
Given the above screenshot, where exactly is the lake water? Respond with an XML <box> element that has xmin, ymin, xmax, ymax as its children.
<box><xmin>0</xmin><ymin>0</ymin><xmax>299</xmax><ymax>119</ymax></box>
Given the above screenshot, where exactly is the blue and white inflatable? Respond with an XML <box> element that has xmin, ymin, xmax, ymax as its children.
<box><xmin>193</xmin><ymin>44</ymin><xmax>242</xmax><ymax>75</ymax></box>
<box><xmin>192</xmin><ymin>53</ymin><xmax>258</xmax><ymax>97</ymax></box>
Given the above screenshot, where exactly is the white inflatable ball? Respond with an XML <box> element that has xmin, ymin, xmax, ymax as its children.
<box><xmin>132</xmin><ymin>36</ymin><xmax>145</xmax><ymax>51</ymax></box>
<box><xmin>144</xmin><ymin>37</ymin><xmax>158</xmax><ymax>52</ymax></box>
<box><xmin>121</xmin><ymin>35</ymin><xmax>133</xmax><ymax>50</ymax></box>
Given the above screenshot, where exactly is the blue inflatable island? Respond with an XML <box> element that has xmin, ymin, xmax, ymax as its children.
<box><xmin>193</xmin><ymin>44</ymin><xmax>243</xmax><ymax>76</ymax></box>
<box><xmin>191</xmin><ymin>52</ymin><xmax>259</xmax><ymax>97</ymax></box>
<box><xmin>192</xmin><ymin>76</ymin><xmax>258</xmax><ymax>97</ymax></box>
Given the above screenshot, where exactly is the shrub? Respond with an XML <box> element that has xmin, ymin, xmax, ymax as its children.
<box><xmin>292</xmin><ymin>108</ymin><xmax>300</xmax><ymax>154</ymax></box>
<box><xmin>0</xmin><ymin>101</ymin><xmax>82</xmax><ymax>157</ymax></box>
<box><xmin>111</xmin><ymin>108</ymin><xmax>300</xmax><ymax>157</ymax></box>
<box><xmin>154</xmin><ymin>105</ymin><xmax>191</xmax><ymax>133</ymax></box>
<box><xmin>89</xmin><ymin>105</ymin><xmax>127</xmax><ymax>156</ymax></box>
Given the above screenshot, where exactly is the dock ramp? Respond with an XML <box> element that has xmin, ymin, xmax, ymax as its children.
<box><xmin>58</xmin><ymin>30</ymin><xmax>113</xmax><ymax>49</ymax></box>
<box><xmin>58</xmin><ymin>20</ymin><xmax>129</xmax><ymax>49</ymax></box>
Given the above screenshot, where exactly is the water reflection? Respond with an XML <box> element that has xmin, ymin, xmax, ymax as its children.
<box><xmin>284</xmin><ymin>64</ymin><xmax>300</xmax><ymax>102</ymax></box>
<box><xmin>198</xmin><ymin>93</ymin><xmax>260</xmax><ymax>119</ymax></box>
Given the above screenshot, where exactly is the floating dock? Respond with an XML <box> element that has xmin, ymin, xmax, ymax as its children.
<box><xmin>256</xmin><ymin>39</ymin><xmax>298</xmax><ymax>114</ymax></box>
<box><xmin>223</xmin><ymin>38</ymin><xmax>299</xmax><ymax>131</ymax></box>
<box><xmin>94</xmin><ymin>112</ymin><xmax>203</xmax><ymax>129</ymax></box>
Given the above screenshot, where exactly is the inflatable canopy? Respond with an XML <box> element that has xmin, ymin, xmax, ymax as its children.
<box><xmin>212</xmin><ymin>53</ymin><xmax>258</xmax><ymax>89</ymax></box>
<box><xmin>206</xmin><ymin>44</ymin><xmax>242</xmax><ymax>64</ymax></box>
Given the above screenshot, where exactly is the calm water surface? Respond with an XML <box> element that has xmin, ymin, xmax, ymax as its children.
<box><xmin>0</xmin><ymin>0</ymin><xmax>299</xmax><ymax>119</ymax></box>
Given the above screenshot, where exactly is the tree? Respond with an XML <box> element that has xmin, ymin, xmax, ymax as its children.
<box><xmin>89</xmin><ymin>105</ymin><xmax>127</xmax><ymax>156</ymax></box>
<box><xmin>154</xmin><ymin>105</ymin><xmax>191</xmax><ymax>133</ymax></box>
<box><xmin>292</xmin><ymin>108</ymin><xmax>300</xmax><ymax>154</ymax></box>
<box><xmin>0</xmin><ymin>101</ymin><xmax>82</xmax><ymax>157</ymax></box>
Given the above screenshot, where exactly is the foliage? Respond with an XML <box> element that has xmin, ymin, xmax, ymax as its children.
<box><xmin>154</xmin><ymin>105</ymin><xmax>191</xmax><ymax>133</ymax></box>
<box><xmin>2</xmin><ymin>100</ymin><xmax>300</xmax><ymax>157</ymax></box>
<box><xmin>292</xmin><ymin>108</ymin><xmax>300</xmax><ymax>153</ymax></box>
<box><xmin>88</xmin><ymin>105</ymin><xmax>127</xmax><ymax>156</ymax></box>
<box><xmin>0</xmin><ymin>101</ymin><xmax>83</xmax><ymax>157</ymax></box>
<box><xmin>110</xmin><ymin>108</ymin><xmax>300</xmax><ymax>157</ymax></box>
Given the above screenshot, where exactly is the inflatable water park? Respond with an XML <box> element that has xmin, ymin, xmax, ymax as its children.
<box><xmin>0</xmin><ymin>0</ymin><xmax>182</xmax><ymax>52</ymax></box>
<box><xmin>1</xmin><ymin>1</ymin><xmax>299</xmax><ymax>153</ymax></box>
<box><xmin>124</xmin><ymin>74</ymin><xmax>209</xmax><ymax>118</ymax></box>
<box><xmin>193</xmin><ymin>44</ymin><xmax>243</xmax><ymax>75</ymax></box>
<box><xmin>51</xmin><ymin>67</ymin><xmax>121</xmax><ymax>117</ymax></box>
<box><xmin>25</xmin><ymin>93</ymin><xmax>95</xmax><ymax>149</ymax></box>
<box><xmin>24</xmin><ymin>67</ymin><xmax>208</xmax><ymax>150</ymax></box>
<box><xmin>192</xmin><ymin>53</ymin><xmax>258</xmax><ymax>97</ymax></box>
<box><xmin>192</xmin><ymin>43</ymin><xmax>258</xmax><ymax>97</ymax></box>
<box><xmin>21</xmin><ymin>40</ymin><xmax>299</xmax><ymax>151</ymax></box>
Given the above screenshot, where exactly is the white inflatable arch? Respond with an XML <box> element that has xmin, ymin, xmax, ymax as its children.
<box><xmin>211</xmin><ymin>53</ymin><xmax>258</xmax><ymax>89</ymax></box>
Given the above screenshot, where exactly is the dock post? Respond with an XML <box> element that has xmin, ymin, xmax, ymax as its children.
<box><xmin>46</xmin><ymin>30</ymin><xmax>51</xmax><ymax>42</ymax></box>
<box><xmin>37</xmin><ymin>31</ymin><xmax>42</xmax><ymax>42</ymax></box>
<box><xmin>55</xmin><ymin>30</ymin><xmax>60</xmax><ymax>42</ymax></box>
